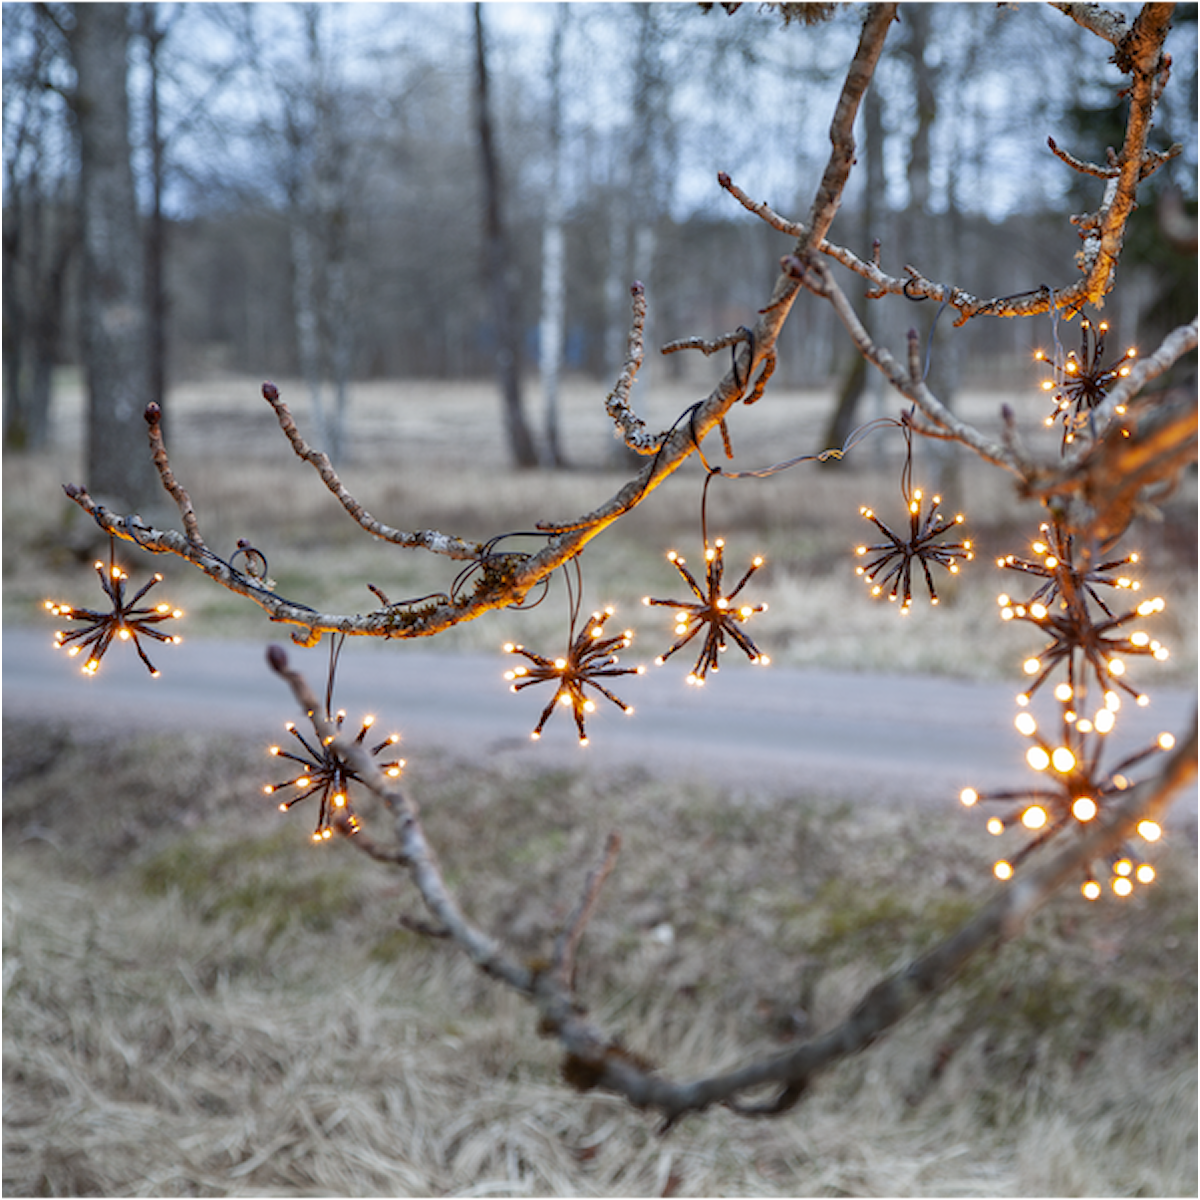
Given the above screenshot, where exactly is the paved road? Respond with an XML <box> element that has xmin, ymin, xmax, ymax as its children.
<box><xmin>5</xmin><ymin>625</ymin><xmax>1195</xmax><ymax>821</ymax></box>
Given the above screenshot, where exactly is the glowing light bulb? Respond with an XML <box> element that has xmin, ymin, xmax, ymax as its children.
<box><xmin>1082</xmin><ymin>880</ymin><xmax>1101</xmax><ymax>900</ymax></box>
<box><xmin>1112</xmin><ymin>876</ymin><xmax>1133</xmax><ymax>897</ymax></box>
<box><xmin>1113</xmin><ymin>858</ymin><xmax>1133</xmax><ymax>877</ymax></box>
<box><xmin>1051</xmin><ymin>747</ymin><xmax>1076</xmax><ymax>773</ymax></box>
<box><xmin>993</xmin><ymin>861</ymin><xmax>1013</xmax><ymax>881</ymax></box>
<box><xmin>1054</xmin><ymin>683</ymin><xmax>1073</xmax><ymax>702</ymax></box>
<box><xmin>1023</xmin><ymin>658</ymin><xmax>1041</xmax><ymax>676</ymax></box>
<box><xmin>1015</xmin><ymin>712</ymin><xmax>1037</xmax><ymax>736</ymax></box>
<box><xmin>1158</xmin><ymin>732</ymin><xmax>1175</xmax><ymax>750</ymax></box>
<box><xmin>987</xmin><ymin>817</ymin><xmax>1004</xmax><ymax>835</ymax></box>
<box><xmin>1026</xmin><ymin>746</ymin><xmax>1051</xmax><ymax>771</ymax></box>
<box><xmin>1137</xmin><ymin>820</ymin><xmax>1162</xmax><ymax>842</ymax></box>
<box><xmin>1094</xmin><ymin>709</ymin><xmax>1115</xmax><ymax>734</ymax></box>
<box><xmin>960</xmin><ymin>788</ymin><xmax>978</xmax><ymax>807</ymax></box>
<box><xmin>1021</xmin><ymin>806</ymin><xmax>1048</xmax><ymax>830</ymax></box>
<box><xmin>1135</xmin><ymin>864</ymin><xmax>1155</xmax><ymax>884</ymax></box>
<box><xmin>1072</xmin><ymin>797</ymin><xmax>1097</xmax><ymax>821</ymax></box>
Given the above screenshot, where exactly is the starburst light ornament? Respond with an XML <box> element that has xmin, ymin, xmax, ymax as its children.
<box><xmin>504</xmin><ymin>607</ymin><xmax>643</xmax><ymax>745</ymax></box>
<box><xmin>264</xmin><ymin>709</ymin><xmax>405</xmax><ymax>842</ymax></box>
<box><xmin>855</xmin><ymin>489</ymin><xmax>973</xmax><ymax>611</ymax></box>
<box><xmin>643</xmin><ymin>539</ymin><xmax>769</xmax><ymax>685</ymax></box>
<box><xmin>996</xmin><ymin>520</ymin><xmax>1168</xmax><ymax>705</ymax></box>
<box><xmin>45</xmin><ymin>537</ymin><xmax>183</xmax><ymax>676</ymax></box>
<box><xmin>1035</xmin><ymin>316</ymin><xmax>1136</xmax><ymax>448</ymax></box>
<box><xmin>959</xmin><ymin>695</ymin><xmax>1174</xmax><ymax>899</ymax></box>
<box><xmin>265</xmin><ymin>633</ymin><xmax>404</xmax><ymax>841</ymax></box>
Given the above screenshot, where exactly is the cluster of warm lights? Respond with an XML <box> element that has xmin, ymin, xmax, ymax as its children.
<box><xmin>965</xmin><ymin>509</ymin><xmax>1175</xmax><ymax>897</ymax></box>
<box><xmin>1035</xmin><ymin>317</ymin><xmax>1136</xmax><ymax>447</ymax></box>
<box><xmin>264</xmin><ymin>710</ymin><xmax>404</xmax><ymax>841</ymax></box>
<box><xmin>45</xmin><ymin>555</ymin><xmax>183</xmax><ymax>677</ymax></box>
<box><xmin>995</xmin><ymin>521</ymin><xmax>1169</xmax><ymax>705</ymax></box>
<box><xmin>643</xmin><ymin>540</ymin><xmax>769</xmax><ymax>684</ymax></box>
<box><xmin>960</xmin><ymin>695</ymin><xmax>1172</xmax><ymax>898</ymax></box>
<box><xmin>503</xmin><ymin>607</ymin><xmax>643</xmax><ymax>745</ymax></box>
<box><xmin>855</xmin><ymin>490</ymin><xmax>973</xmax><ymax>611</ymax></box>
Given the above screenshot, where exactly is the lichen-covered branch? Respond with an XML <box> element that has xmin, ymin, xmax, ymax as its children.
<box><xmin>603</xmin><ymin>281</ymin><xmax>669</xmax><ymax>455</ymax></box>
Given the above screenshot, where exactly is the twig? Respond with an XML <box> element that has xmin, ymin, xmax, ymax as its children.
<box><xmin>261</xmin><ymin>382</ymin><xmax>482</xmax><ymax>561</ymax></box>
<box><xmin>552</xmin><ymin>832</ymin><xmax>622</xmax><ymax>989</ymax></box>
<box><xmin>799</xmin><ymin>3</ymin><xmax>897</xmax><ymax>253</ymax></box>
<box><xmin>144</xmin><ymin>403</ymin><xmax>204</xmax><ymax>548</ymax></box>
<box><xmin>1047</xmin><ymin>135</ymin><xmax>1117</xmax><ymax>178</ymax></box>
<box><xmin>604</xmin><ymin>283</ymin><xmax>669</xmax><ymax>455</ymax></box>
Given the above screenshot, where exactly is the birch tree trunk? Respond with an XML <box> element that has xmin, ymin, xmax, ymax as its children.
<box><xmin>69</xmin><ymin>2</ymin><xmax>158</xmax><ymax>510</ymax></box>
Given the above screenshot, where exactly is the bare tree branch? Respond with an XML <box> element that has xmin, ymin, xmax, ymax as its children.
<box><xmin>265</xmin><ymin>645</ymin><xmax>1196</xmax><ymax>1127</ymax></box>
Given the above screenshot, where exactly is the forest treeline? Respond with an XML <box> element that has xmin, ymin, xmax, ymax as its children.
<box><xmin>4</xmin><ymin>3</ymin><xmax>1196</xmax><ymax>460</ymax></box>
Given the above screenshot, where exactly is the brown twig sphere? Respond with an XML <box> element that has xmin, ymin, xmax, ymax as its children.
<box><xmin>265</xmin><ymin>709</ymin><xmax>405</xmax><ymax>842</ymax></box>
<box><xmin>960</xmin><ymin>697</ymin><xmax>1175</xmax><ymax>899</ymax></box>
<box><xmin>45</xmin><ymin>540</ymin><xmax>183</xmax><ymax>676</ymax></box>
<box><xmin>504</xmin><ymin>608</ymin><xmax>644</xmax><ymax>745</ymax></box>
<box><xmin>855</xmin><ymin>490</ymin><xmax>974</xmax><ymax>611</ymax></box>
<box><xmin>1036</xmin><ymin>316</ymin><xmax>1137</xmax><ymax>448</ymax></box>
<box><xmin>996</xmin><ymin>520</ymin><xmax>1168</xmax><ymax>704</ymax></box>
<box><xmin>643</xmin><ymin>540</ymin><xmax>768</xmax><ymax>685</ymax></box>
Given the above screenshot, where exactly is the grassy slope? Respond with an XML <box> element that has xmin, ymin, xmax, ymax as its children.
<box><xmin>3</xmin><ymin>718</ymin><xmax>1196</xmax><ymax>1197</ymax></box>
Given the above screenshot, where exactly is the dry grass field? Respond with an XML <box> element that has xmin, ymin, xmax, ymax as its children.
<box><xmin>4</xmin><ymin>371</ymin><xmax>1197</xmax><ymax>1196</ymax></box>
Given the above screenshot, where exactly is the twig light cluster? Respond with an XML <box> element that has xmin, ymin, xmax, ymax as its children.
<box><xmin>855</xmin><ymin>490</ymin><xmax>973</xmax><ymax>610</ymax></box>
<box><xmin>1036</xmin><ymin>316</ymin><xmax>1137</xmax><ymax>448</ymax></box>
<box><xmin>503</xmin><ymin>606</ymin><xmax>643</xmax><ymax>745</ymax></box>
<box><xmin>44</xmin><ymin>535</ymin><xmax>183</xmax><ymax>676</ymax></box>
<box><xmin>961</xmin><ymin>697</ymin><xmax>1175</xmax><ymax>898</ymax></box>
<box><xmin>642</xmin><ymin>539</ymin><xmax>769</xmax><ymax>684</ymax></box>
<box><xmin>264</xmin><ymin>709</ymin><xmax>405</xmax><ymax>841</ymax></box>
<box><xmin>996</xmin><ymin>519</ymin><xmax>1169</xmax><ymax>705</ymax></box>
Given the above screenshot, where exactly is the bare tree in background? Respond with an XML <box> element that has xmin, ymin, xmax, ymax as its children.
<box><xmin>67</xmin><ymin>2</ymin><xmax>158</xmax><ymax>510</ymax></box>
<box><xmin>538</xmin><ymin>3</ymin><xmax>570</xmax><ymax>468</ymax></box>
<box><xmin>474</xmin><ymin>2</ymin><xmax>540</xmax><ymax>469</ymax></box>
<box><xmin>2</xmin><ymin>4</ymin><xmax>76</xmax><ymax>452</ymax></box>
<box><xmin>272</xmin><ymin>4</ymin><xmax>358</xmax><ymax>465</ymax></box>
<box><xmin>50</xmin><ymin>1</ymin><xmax>1196</xmax><ymax>1128</ymax></box>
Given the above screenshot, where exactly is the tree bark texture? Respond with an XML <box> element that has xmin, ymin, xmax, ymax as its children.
<box><xmin>69</xmin><ymin>3</ymin><xmax>158</xmax><ymax>509</ymax></box>
<box><xmin>473</xmin><ymin>3</ymin><xmax>539</xmax><ymax>469</ymax></box>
